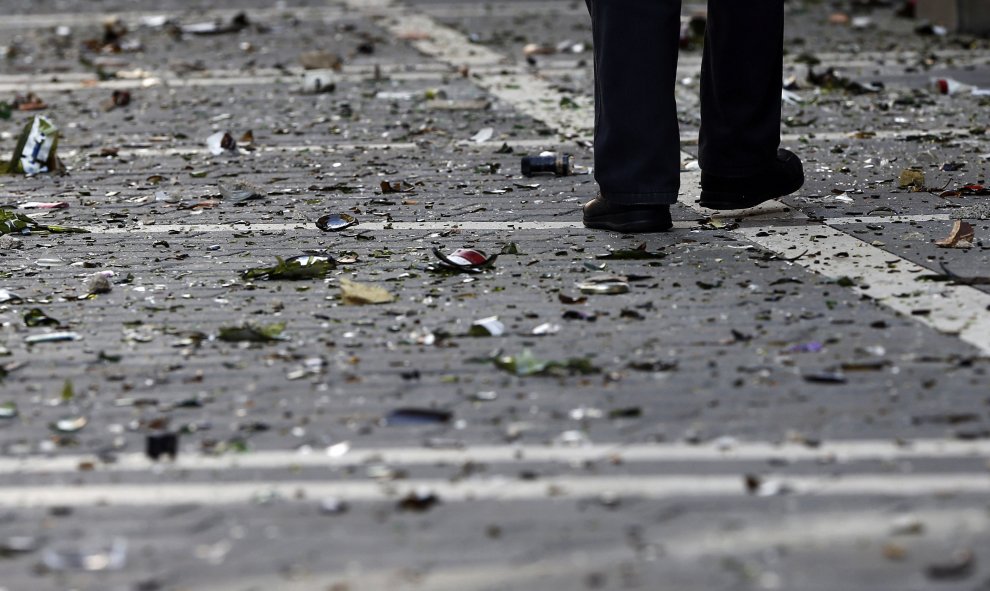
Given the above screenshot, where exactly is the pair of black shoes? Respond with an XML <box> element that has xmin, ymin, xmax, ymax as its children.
<box><xmin>583</xmin><ymin>149</ymin><xmax>804</xmax><ymax>233</ymax></box>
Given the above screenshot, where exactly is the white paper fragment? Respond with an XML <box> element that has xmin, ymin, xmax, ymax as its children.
<box><xmin>471</xmin><ymin>127</ymin><xmax>494</xmax><ymax>143</ymax></box>
<box><xmin>206</xmin><ymin>132</ymin><xmax>237</xmax><ymax>156</ymax></box>
<box><xmin>302</xmin><ymin>70</ymin><xmax>337</xmax><ymax>94</ymax></box>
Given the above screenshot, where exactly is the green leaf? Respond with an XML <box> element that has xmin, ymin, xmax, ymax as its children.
<box><xmin>0</xmin><ymin>208</ymin><xmax>88</xmax><ymax>235</ymax></box>
<box><xmin>242</xmin><ymin>256</ymin><xmax>335</xmax><ymax>281</ymax></box>
<box><xmin>61</xmin><ymin>379</ymin><xmax>74</xmax><ymax>401</ymax></box>
<box><xmin>492</xmin><ymin>349</ymin><xmax>600</xmax><ymax>377</ymax></box>
<box><xmin>218</xmin><ymin>322</ymin><xmax>286</xmax><ymax>343</ymax></box>
<box><xmin>24</xmin><ymin>307</ymin><xmax>60</xmax><ymax>327</ymax></box>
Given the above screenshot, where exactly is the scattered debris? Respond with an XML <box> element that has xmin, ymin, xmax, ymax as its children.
<box><xmin>206</xmin><ymin>132</ymin><xmax>237</xmax><ymax>156</ymax></box>
<box><xmin>85</xmin><ymin>272</ymin><xmax>113</xmax><ymax>295</ymax></box>
<box><xmin>397</xmin><ymin>488</ymin><xmax>441</xmax><ymax>512</ymax></box>
<box><xmin>218</xmin><ymin>180</ymin><xmax>266</xmax><ymax>204</ymax></box>
<box><xmin>302</xmin><ymin>70</ymin><xmax>337</xmax><ymax>94</ymax></box>
<box><xmin>385</xmin><ymin>408</ymin><xmax>453</xmax><ymax>426</ymax></box>
<box><xmin>934</xmin><ymin>220</ymin><xmax>974</xmax><ymax>248</ymax></box>
<box><xmin>925</xmin><ymin>549</ymin><xmax>976</xmax><ymax>581</ymax></box>
<box><xmin>243</xmin><ymin>256</ymin><xmax>335</xmax><ymax>281</ymax></box>
<box><xmin>339</xmin><ymin>278</ymin><xmax>395</xmax><ymax>305</ymax></box>
<box><xmin>102</xmin><ymin>90</ymin><xmax>131</xmax><ymax>111</ymax></box>
<box><xmin>577</xmin><ymin>275</ymin><xmax>630</xmax><ymax>295</ymax></box>
<box><xmin>146</xmin><ymin>432</ymin><xmax>178</xmax><ymax>460</ymax></box>
<box><xmin>42</xmin><ymin>537</ymin><xmax>128</xmax><ymax>572</ymax></box>
<box><xmin>12</xmin><ymin>92</ymin><xmax>47</xmax><ymax>111</ymax></box>
<box><xmin>25</xmin><ymin>332</ymin><xmax>81</xmax><ymax>345</ymax></box>
<box><xmin>217</xmin><ymin>323</ymin><xmax>286</xmax><ymax>343</ymax></box>
<box><xmin>807</xmin><ymin>67</ymin><xmax>882</xmax><ymax>94</ymax></box>
<box><xmin>180</xmin><ymin>12</ymin><xmax>250</xmax><ymax>36</ymax></box>
<box><xmin>468</xmin><ymin>316</ymin><xmax>505</xmax><ymax>337</ymax></box>
<box><xmin>898</xmin><ymin>168</ymin><xmax>925</xmax><ymax>189</ymax></box>
<box><xmin>1</xmin><ymin>116</ymin><xmax>64</xmax><ymax>176</ymax></box>
<box><xmin>470</xmin><ymin>127</ymin><xmax>494</xmax><ymax>143</ymax></box>
<box><xmin>432</xmin><ymin>247</ymin><xmax>497</xmax><ymax>273</ymax></box>
<box><xmin>932</xmin><ymin>78</ymin><xmax>990</xmax><ymax>96</ymax></box>
<box><xmin>299</xmin><ymin>51</ymin><xmax>343</xmax><ymax>70</ymax></box>
<box><xmin>24</xmin><ymin>308</ymin><xmax>60</xmax><ymax>328</ymax></box>
<box><xmin>491</xmin><ymin>349</ymin><xmax>599</xmax><ymax>377</ymax></box>
<box><xmin>316</xmin><ymin>213</ymin><xmax>358</xmax><ymax>232</ymax></box>
<box><xmin>521</xmin><ymin>153</ymin><xmax>573</xmax><ymax>177</ymax></box>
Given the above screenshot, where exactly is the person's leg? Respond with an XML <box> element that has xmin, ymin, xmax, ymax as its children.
<box><xmin>699</xmin><ymin>0</ymin><xmax>783</xmax><ymax>175</ymax></box>
<box><xmin>586</xmin><ymin>0</ymin><xmax>682</xmax><ymax>204</ymax></box>
<box><xmin>698</xmin><ymin>0</ymin><xmax>803</xmax><ymax>210</ymax></box>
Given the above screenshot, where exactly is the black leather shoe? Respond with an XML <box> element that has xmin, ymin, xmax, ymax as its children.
<box><xmin>699</xmin><ymin>149</ymin><xmax>804</xmax><ymax>210</ymax></box>
<box><xmin>582</xmin><ymin>196</ymin><xmax>673</xmax><ymax>233</ymax></box>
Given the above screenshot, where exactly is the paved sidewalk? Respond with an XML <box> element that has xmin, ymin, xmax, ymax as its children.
<box><xmin>1</xmin><ymin>1</ymin><xmax>989</xmax><ymax>590</ymax></box>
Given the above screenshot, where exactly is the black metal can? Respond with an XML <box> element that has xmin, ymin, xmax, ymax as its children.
<box><xmin>146</xmin><ymin>432</ymin><xmax>179</xmax><ymax>460</ymax></box>
<box><xmin>521</xmin><ymin>153</ymin><xmax>572</xmax><ymax>177</ymax></box>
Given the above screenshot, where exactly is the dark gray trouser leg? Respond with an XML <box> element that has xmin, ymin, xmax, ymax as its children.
<box><xmin>586</xmin><ymin>0</ymin><xmax>681</xmax><ymax>205</ymax></box>
<box><xmin>699</xmin><ymin>0</ymin><xmax>784</xmax><ymax>177</ymax></box>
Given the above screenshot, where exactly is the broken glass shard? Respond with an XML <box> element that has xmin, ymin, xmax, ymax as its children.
<box><xmin>25</xmin><ymin>332</ymin><xmax>80</xmax><ymax>344</ymax></box>
<box><xmin>217</xmin><ymin>323</ymin><xmax>285</xmax><ymax>343</ymax></box>
<box><xmin>397</xmin><ymin>488</ymin><xmax>441</xmax><ymax>511</ymax></box>
<box><xmin>319</xmin><ymin>497</ymin><xmax>348</xmax><ymax>515</ymax></box>
<box><xmin>493</xmin><ymin>349</ymin><xmax>600</xmax><ymax>377</ymax></box>
<box><xmin>42</xmin><ymin>537</ymin><xmax>127</xmax><ymax>572</ymax></box>
<box><xmin>51</xmin><ymin>415</ymin><xmax>88</xmax><ymax>433</ymax></box>
<box><xmin>316</xmin><ymin>213</ymin><xmax>358</xmax><ymax>231</ymax></box>
<box><xmin>219</xmin><ymin>180</ymin><xmax>266</xmax><ymax>204</ymax></box>
<box><xmin>0</xmin><ymin>289</ymin><xmax>24</xmax><ymax>304</ymax></box>
<box><xmin>471</xmin><ymin>127</ymin><xmax>494</xmax><ymax>143</ymax></box>
<box><xmin>468</xmin><ymin>316</ymin><xmax>505</xmax><ymax>337</ymax></box>
<box><xmin>432</xmin><ymin>247</ymin><xmax>497</xmax><ymax>272</ymax></box>
<box><xmin>24</xmin><ymin>308</ymin><xmax>60</xmax><ymax>327</ymax></box>
<box><xmin>0</xmin><ymin>209</ymin><xmax>88</xmax><ymax>235</ymax></box>
<box><xmin>0</xmin><ymin>402</ymin><xmax>17</xmax><ymax>419</ymax></box>
<box><xmin>380</xmin><ymin>180</ymin><xmax>416</xmax><ymax>194</ymax></box>
<box><xmin>242</xmin><ymin>256</ymin><xmax>335</xmax><ymax>281</ymax></box>
<box><xmin>577</xmin><ymin>275</ymin><xmax>629</xmax><ymax>295</ymax></box>
<box><xmin>385</xmin><ymin>408</ymin><xmax>453</xmax><ymax>426</ymax></box>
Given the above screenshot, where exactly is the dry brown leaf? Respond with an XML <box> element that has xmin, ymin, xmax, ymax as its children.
<box><xmin>935</xmin><ymin>220</ymin><xmax>975</xmax><ymax>248</ymax></box>
<box><xmin>340</xmin><ymin>278</ymin><xmax>395</xmax><ymax>305</ymax></box>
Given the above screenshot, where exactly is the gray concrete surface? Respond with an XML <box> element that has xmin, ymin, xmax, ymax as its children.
<box><xmin>1</xmin><ymin>1</ymin><xmax>989</xmax><ymax>590</ymax></box>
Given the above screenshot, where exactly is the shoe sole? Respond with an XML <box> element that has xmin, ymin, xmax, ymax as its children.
<box><xmin>698</xmin><ymin>190</ymin><xmax>777</xmax><ymax>211</ymax></box>
<box><xmin>583</xmin><ymin>214</ymin><xmax>673</xmax><ymax>233</ymax></box>
<box><xmin>699</xmin><ymin>178</ymin><xmax>804</xmax><ymax>211</ymax></box>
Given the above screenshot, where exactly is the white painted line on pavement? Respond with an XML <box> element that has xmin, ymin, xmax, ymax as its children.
<box><xmin>737</xmin><ymin>224</ymin><xmax>990</xmax><ymax>353</ymax></box>
<box><xmin>3</xmin><ymin>439</ymin><xmax>989</xmax><ymax>476</ymax></box>
<box><xmin>1</xmin><ymin>473</ymin><xmax>988</xmax><ymax>507</ymax></box>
